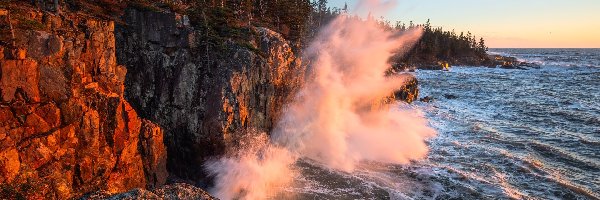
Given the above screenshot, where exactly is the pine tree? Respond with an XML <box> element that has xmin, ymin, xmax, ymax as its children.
<box><xmin>478</xmin><ymin>37</ymin><xmax>487</xmax><ymax>53</ymax></box>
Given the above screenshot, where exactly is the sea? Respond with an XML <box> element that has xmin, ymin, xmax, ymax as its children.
<box><xmin>281</xmin><ymin>48</ymin><xmax>600</xmax><ymax>199</ymax></box>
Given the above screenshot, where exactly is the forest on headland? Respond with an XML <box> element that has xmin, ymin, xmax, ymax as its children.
<box><xmin>14</xmin><ymin>0</ymin><xmax>509</xmax><ymax>69</ymax></box>
<box><xmin>0</xmin><ymin>0</ymin><xmax>542</xmax><ymax>199</ymax></box>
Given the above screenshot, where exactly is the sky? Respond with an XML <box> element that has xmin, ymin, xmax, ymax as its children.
<box><xmin>327</xmin><ymin>0</ymin><xmax>600</xmax><ymax>48</ymax></box>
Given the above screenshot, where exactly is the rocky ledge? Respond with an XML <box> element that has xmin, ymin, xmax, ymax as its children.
<box><xmin>489</xmin><ymin>55</ymin><xmax>540</xmax><ymax>70</ymax></box>
<box><xmin>395</xmin><ymin>54</ymin><xmax>539</xmax><ymax>71</ymax></box>
<box><xmin>83</xmin><ymin>183</ymin><xmax>216</xmax><ymax>200</ymax></box>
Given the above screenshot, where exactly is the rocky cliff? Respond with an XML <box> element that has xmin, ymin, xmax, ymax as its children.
<box><xmin>0</xmin><ymin>3</ymin><xmax>166</xmax><ymax>199</ymax></box>
<box><xmin>115</xmin><ymin>8</ymin><xmax>305</xmax><ymax>182</ymax></box>
<box><xmin>0</xmin><ymin>1</ymin><xmax>421</xmax><ymax>198</ymax></box>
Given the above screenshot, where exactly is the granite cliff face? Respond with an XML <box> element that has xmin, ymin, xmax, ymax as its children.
<box><xmin>0</xmin><ymin>4</ymin><xmax>166</xmax><ymax>199</ymax></box>
<box><xmin>115</xmin><ymin>8</ymin><xmax>305</xmax><ymax>182</ymax></box>
<box><xmin>1</xmin><ymin>2</ymin><xmax>421</xmax><ymax>198</ymax></box>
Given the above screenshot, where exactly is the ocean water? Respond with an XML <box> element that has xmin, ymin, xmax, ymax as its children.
<box><xmin>281</xmin><ymin>49</ymin><xmax>600</xmax><ymax>199</ymax></box>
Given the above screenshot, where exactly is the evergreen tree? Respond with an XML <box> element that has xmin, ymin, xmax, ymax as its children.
<box><xmin>478</xmin><ymin>37</ymin><xmax>488</xmax><ymax>53</ymax></box>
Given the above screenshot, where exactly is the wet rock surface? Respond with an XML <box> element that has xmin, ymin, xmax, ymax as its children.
<box><xmin>396</xmin><ymin>54</ymin><xmax>540</xmax><ymax>71</ymax></box>
<box><xmin>420</xmin><ymin>96</ymin><xmax>434</xmax><ymax>103</ymax></box>
<box><xmin>0</xmin><ymin>4</ymin><xmax>166</xmax><ymax>199</ymax></box>
<box><xmin>489</xmin><ymin>55</ymin><xmax>540</xmax><ymax>69</ymax></box>
<box><xmin>83</xmin><ymin>183</ymin><xmax>217</xmax><ymax>200</ymax></box>
<box><xmin>443</xmin><ymin>94</ymin><xmax>458</xmax><ymax>99</ymax></box>
<box><xmin>393</xmin><ymin>74</ymin><xmax>419</xmax><ymax>103</ymax></box>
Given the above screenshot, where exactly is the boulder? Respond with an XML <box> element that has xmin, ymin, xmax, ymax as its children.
<box><xmin>490</xmin><ymin>55</ymin><xmax>539</xmax><ymax>69</ymax></box>
<box><xmin>420</xmin><ymin>96</ymin><xmax>434</xmax><ymax>103</ymax></box>
<box><xmin>443</xmin><ymin>94</ymin><xmax>458</xmax><ymax>99</ymax></box>
<box><xmin>416</xmin><ymin>61</ymin><xmax>451</xmax><ymax>70</ymax></box>
<box><xmin>393</xmin><ymin>73</ymin><xmax>419</xmax><ymax>103</ymax></box>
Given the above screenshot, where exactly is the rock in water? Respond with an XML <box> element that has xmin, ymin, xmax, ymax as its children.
<box><xmin>490</xmin><ymin>55</ymin><xmax>539</xmax><ymax>69</ymax></box>
<box><xmin>393</xmin><ymin>74</ymin><xmax>419</xmax><ymax>103</ymax></box>
<box><xmin>420</xmin><ymin>96</ymin><xmax>434</xmax><ymax>103</ymax></box>
<box><xmin>369</xmin><ymin>73</ymin><xmax>420</xmax><ymax>112</ymax></box>
<box><xmin>444</xmin><ymin>94</ymin><xmax>458</xmax><ymax>99</ymax></box>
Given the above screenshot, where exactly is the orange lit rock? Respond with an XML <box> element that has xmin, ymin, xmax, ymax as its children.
<box><xmin>16</xmin><ymin>47</ymin><xmax>26</xmax><ymax>59</ymax></box>
<box><xmin>0</xmin><ymin>6</ymin><xmax>167</xmax><ymax>199</ymax></box>
<box><xmin>19</xmin><ymin>138</ymin><xmax>54</xmax><ymax>170</ymax></box>
<box><xmin>0</xmin><ymin>107</ymin><xmax>16</xmax><ymax>127</ymax></box>
<box><xmin>34</xmin><ymin>103</ymin><xmax>61</xmax><ymax>128</ymax></box>
<box><xmin>25</xmin><ymin>112</ymin><xmax>51</xmax><ymax>134</ymax></box>
<box><xmin>139</xmin><ymin>119</ymin><xmax>168</xmax><ymax>188</ymax></box>
<box><xmin>0</xmin><ymin>148</ymin><xmax>20</xmax><ymax>182</ymax></box>
<box><xmin>393</xmin><ymin>74</ymin><xmax>419</xmax><ymax>103</ymax></box>
<box><xmin>0</xmin><ymin>59</ymin><xmax>40</xmax><ymax>102</ymax></box>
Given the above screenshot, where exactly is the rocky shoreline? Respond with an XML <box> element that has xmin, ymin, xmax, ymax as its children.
<box><xmin>0</xmin><ymin>1</ymin><xmax>528</xmax><ymax>199</ymax></box>
<box><xmin>0</xmin><ymin>1</ymin><xmax>419</xmax><ymax>199</ymax></box>
<box><xmin>403</xmin><ymin>54</ymin><xmax>540</xmax><ymax>71</ymax></box>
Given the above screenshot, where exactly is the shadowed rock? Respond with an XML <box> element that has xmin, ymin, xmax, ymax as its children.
<box><xmin>115</xmin><ymin>8</ymin><xmax>305</xmax><ymax>182</ymax></box>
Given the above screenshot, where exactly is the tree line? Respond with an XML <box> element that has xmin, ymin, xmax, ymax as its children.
<box><xmin>302</xmin><ymin>1</ymin><xmax>490</xmax><ymax>67</ymax></box>
<box><xmin>392</xmin><ymin>19</ymin><xmax>489</xmax><ymax>67</ymax></box>
<box><xmin>48</xmin><ymin>0</ymin><xmax>489</xmax><ymax>65</ymax></box>
<box><xmin>186</xmin><ymin>0</ymin><xmax>490</xmax><ymax>66</ymax></box>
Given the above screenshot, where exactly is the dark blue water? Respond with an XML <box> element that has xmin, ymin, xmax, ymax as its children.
<box><xmin>284</xmin><ymin>49</ymin><xmax>600</xmax><ymax>199</ymax></box>
<box><xmin>417</xmin><ymin>48</ymin><xmax>600</xmax><ymax>199</ymax></box>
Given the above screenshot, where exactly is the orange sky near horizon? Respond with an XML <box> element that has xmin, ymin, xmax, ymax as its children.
<box><xmin>329</xmin><ymin>0</ymin><xmax>600</xmax><ymax>48</ymax></box>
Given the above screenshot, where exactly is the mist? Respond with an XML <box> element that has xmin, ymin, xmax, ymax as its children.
<box><xmin>205</xmin><ymin>1</ymin><xmax>436</xmax><ymax>199</ymax></box>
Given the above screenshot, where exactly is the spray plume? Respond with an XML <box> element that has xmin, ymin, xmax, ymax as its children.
<box><xmin>206</xmin><ymin>1</ymin><xmax>436</xmax><ymax>199</ymax></box>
